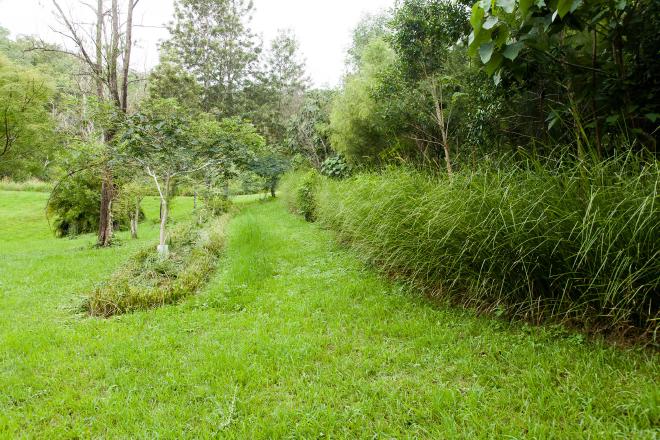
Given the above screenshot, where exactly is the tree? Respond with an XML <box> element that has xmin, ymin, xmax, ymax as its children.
<box><xmin>330</xmin><ymin>38</ymin><xmax>404</xmax><ymax>164</ymax></box>
<box><xmin>286</xmin><ymin>89</ymin><xmax>335</xmax><ymax>168</ymax></box>
<box><xmin>164</xmin><ymin>0</ymin><xmax>260</xmax><ymax>114</ymax></box>
<box><xmin>121</xmin><ymin>99</ymin><xmax>207</xmax><ymax>256</ymax></box>
<box><xmin>347</xmin><ymin>11</ymin><xmax>391</xmax><ymax>70</ymax></box>
<box><xmin>50</xmin><ymin>0</ymin><xmax>141</xmax><ymax>247</ymax></box>
<box><xmin>251</xmin><ymin>153</ymin><xmax>289</xmax><ymax>197</ymax></box>
<box><xmin>148</xmin><ymin>57</ymin><xmax>203</xmax><ymax>113</ymax></box>
<box><xmin>0</xmin><ymin>55</ymin><xmax>56</xmax><ymax>179</ymax></box>
<box><xmin>468</xmin><ymin>0</ymin><xmax>660</xmax><ymax>154</ymax></box>
<box><xmin>389</xmin><ymin>0</ymin><xmax>471</xmax><ymax>174</ymax></box>
<box><xmin>244</xmin><ymin>29</ymin><xmax>309</xmax><ymax>145</ymax></box>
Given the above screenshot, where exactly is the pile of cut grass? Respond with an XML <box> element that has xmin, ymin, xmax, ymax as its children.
<box><xmin>281</xmin><ymin>156</ymin><xmax>660</xmax><ymax>340</ymax></box>
<box><xmin>83</xmin><ymin>215</ymin><xmax>229</xmax><ymax>317</ymax></box>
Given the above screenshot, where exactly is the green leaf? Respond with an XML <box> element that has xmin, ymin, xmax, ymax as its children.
<box><xmin>484</xmin><ymin>53</ymin><xmax>504</xmax><ymax>75</ymax></box>
<box><xmin>520</xmin><ymin>0</ymin><xmax>533</xmax><ymax>16</ymax></box>
<box><xmin>479</xmin><ymin>42</ymin><xmax>495</xmax><ymax>64</ymax></box>
<box><xmin>493</xmin><ymin>69</ymin><xmax>502</xmax><ymax>85</ymax></box>
<box><xmin>468</xmin><ymin>28</ymin><xmax>492</xmax><ymax>56</ymax></box>
<box><xmin>645</xmin><ymin>113</ymin><xmax>660</xmax><ymax>123</ymax></box>
<box><xmin>496</xmin><ymin>0</ymin><xmax>515</xmax><ymax>13</ymax></box>
<box><xmin>483</xmin><ymin>15</ymin><xmax>499</xmax><ymax>30</ymax></box>
<box><xmin>556</xmin><ymin>0</ymin><xmax>573</xmax><ymax>18</ymax></box>
<box><xmin>471</xmin><ymin>3</ymin><xmax>485</xmax><ymax>30</ymax></box>
<box><xmin>570</xmin><ymin>0</ymin><xmax>583</xmax><ymax>13</ymax></box>
<box><xmin>502</xmin><ymin>42</ymin><xmax>524</xmax><ymax>60</ymax></box>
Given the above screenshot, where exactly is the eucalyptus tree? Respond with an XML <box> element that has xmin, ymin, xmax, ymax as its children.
<box><xmin>49</xmin><ymin>0</ymin><xmax>141</xmax><ymax>247</ymax></box>
<box><xmin>164</xmin><ymin>0</ymin><xmax>260</xmax><ymax>114</ymax></box>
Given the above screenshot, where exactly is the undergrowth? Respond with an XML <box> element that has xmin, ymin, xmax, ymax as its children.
<box><xmin>83</xmin><ymin>215</ymin><xmax>229</xmax><ymax>317</ymax></box>
<box><xmin>0</xmin><ymin>177</ymin><xmax>52</xmax><ymax>192</ymax></box>
<box><xmin>280</xmin><ymin>156</ymin><xmax>660</xmax><ymax>342</ymax></box>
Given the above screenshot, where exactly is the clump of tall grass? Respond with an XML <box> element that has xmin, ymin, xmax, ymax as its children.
<box><xmin>83</xmin><ymin>215</ymin><xmax>229</xmax><ymax>317</ymax></box>
<box><xmin>284</xmin><ymin>155</ymin><xmax>660</xmax><ymax>339</ymax></box>
<box><xmin>280</xmin><ymin>169</ymin><xmax>320</xmax><ymax>221</ymax></box>
<box><xmin>0</xmin><ymin>177</ymin><xmax>52</xmax><ymax>192</ymax></box>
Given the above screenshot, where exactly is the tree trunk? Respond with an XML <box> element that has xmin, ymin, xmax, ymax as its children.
<box><xmin>193</xmin><ymin>190</ymin><xmax>197</xmax><ymax>209</ymax></box>
<box><xmin>95</xmin><ymin>0</ymin><xmax>103</xmax><ymax>100</ymax></box>
<box><xmin>121</xmin><ymin>0</ymin><xmax>136</xmax><ymax>113</ymax></box>
<box><xmin>270</xmin><ymin>182</ymin><xmax>276</xmax><ymax>198</ymax></box>
<box><xmin>130</xmin><ymin>198</ymin><xmax>139</xmax><ymax>239</ymax></box>
<box><xmin>98</xmin><ymin>168</ymin><xmax>113</xmax><ymax>247</ymax></box>
<box><xmin>159</xmin><ymin>198</ymin><xmax>168</xmax><ymax>247</ymax></box>
<box><xmin>430</xmin><ymin>81</ymin><xmax>453</xmax><ymax>176</ymax></box>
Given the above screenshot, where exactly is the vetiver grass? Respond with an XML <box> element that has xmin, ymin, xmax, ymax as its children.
<box><xmin>0</xmin><ymin>190</ymin><xmax>658</xmax><ymax>437</ymax></box>
<box><xmin>282</xmin><ymin>156</ymin><xmax>660</xmax><ymax>340</ymax></box>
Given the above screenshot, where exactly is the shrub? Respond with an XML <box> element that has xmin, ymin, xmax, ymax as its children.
<box><xmin>82</xmin><ymin>215</ymin><xmax>229</xmax><ymax>317</ymax></box>
<box><xmin>321</xmin><ymin>155</ymin><xmax>351</xmax><ymax>179</ymax></box>
<box><xmin>47</xmin><ymin>171</ymin><xmax>101</xmax><ymax>237</ymax></box>
<box><xmin>280</xmin><ymin>169</ymin><xmax>319</xmax><ymax>222</ymax></box>
<box><xmin>284</xmin><ymin>156</ymin><xmax>660</xmax><ymax>339</ymax></box>
<box><xmin>48</xmin><ymin>172</ymin><xmax>138</xmax><ymax>237</ymax></box>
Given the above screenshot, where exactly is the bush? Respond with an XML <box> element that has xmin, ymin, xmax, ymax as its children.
<box><xmin>47</xmin><ymin>171</ymin><xmax>101</xmax><ymax>236</ymax></box>
<box><xmin>321</xmin><ymin>155</ymin><xmax>351</xmax><ymax>179</ymax></box>
<box><xmin>48</xmin><ymin>172</ymin><xmax>138</xmax><ymax>237</ymax></box>
<box><xmin>281</xmin><ymin>169</ymin><xmax>320</xmax><ymax>222</ymax></box>
<box><xmin>204</xmin><ymin>194</ymin><xmax>234</xmax><ymax>217</ymax></box>
<box><xmin>82</xmin><ymin>215</ymin><xmax>229</xmax><ymax>317</ymax></box>
<box><xmin>283</xmin><ymin>157</ymin><xmax>660</xmax><ymax>339</ymax></box>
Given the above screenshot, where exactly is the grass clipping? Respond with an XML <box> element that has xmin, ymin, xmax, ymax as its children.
<box><xmin>83</xmin><ymin>215</ymin><xmax>229</xmax><ymax>317</ymax></box>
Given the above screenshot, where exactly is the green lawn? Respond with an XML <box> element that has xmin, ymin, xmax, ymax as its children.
<box><xmin>0</xmin><ymin>190</ymin><xmax>658</xmax><ymax>438</ymax></box>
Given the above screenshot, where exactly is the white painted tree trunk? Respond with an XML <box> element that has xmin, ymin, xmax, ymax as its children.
<box><xmin>158</xmin><ymin>198</ymin><xmax>169</xmax><ymax>258</ymax></box>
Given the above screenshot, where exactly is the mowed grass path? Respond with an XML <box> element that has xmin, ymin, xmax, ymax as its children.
<box><xmin>0</xmin><ymin>191</ymin><xmax>658</xmax><ymax>438</ymax></box>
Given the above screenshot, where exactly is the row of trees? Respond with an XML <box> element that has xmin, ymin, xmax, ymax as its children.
<box><xmin>2</xmin><ymin>0</ymin><xmax>658</xmax><ymax>252</ymax></box>
<box><xmin>0</xmin><ymin>0</ymin><xmax>314</xmax><ymax>251</ymax></box>
<box><xmin>325</xmin><ymin>0</ymin><xmax>659</xmax><ymax>170</ymax></box>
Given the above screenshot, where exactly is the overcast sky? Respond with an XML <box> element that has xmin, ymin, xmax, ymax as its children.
<box><xmin>0</xmin><ymin>0</ymin><xmax>394</xmax><ymax>87</ymax></box>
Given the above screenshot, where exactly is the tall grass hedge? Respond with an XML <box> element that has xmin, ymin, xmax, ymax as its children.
<box><xmin>280</xmin><ymin>157</ymin><xmax>659</xmax><ymax>339</ymax></box>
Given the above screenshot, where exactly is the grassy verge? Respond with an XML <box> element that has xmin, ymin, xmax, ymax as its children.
<box><xmin>280</xmin><ymin>158</ymin><xmax>660</xmax><ymax>341</ymax></box>
<box><xmin>83</xmin><ymin>215</ymin><xmax>229</xmax><ymax>317</ymax></box>
<box><xmin>0</xmin><ymin>177</ymin><xmax>52</xmax><ymax>192</ymax></box>
<box><xmin>0</xmin><ymin>192</ymin><xmax>658</xmax><ymax>437</ymax></box>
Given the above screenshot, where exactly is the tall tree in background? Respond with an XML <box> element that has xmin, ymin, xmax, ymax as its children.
<box><xmin>0</xmin><ymin>55</ymin><xmax>55</xmax><ymax>179</ymax></box>
<box><xmin>390</xmin><ymin>0</ymin><xmax>470</xmax><ymax>175</ymax></box>
<box><xmin>50</xmin><ymin>0</ymin><xmax>140</xmax><ymax>247</ymax></box>
<box><xmin>164</xmin><ymin>0</ymin><xmax>259</xmax><ymax>114</ymax></box>
<box><xmin>246</xmin><ymin>29</ymin><xmax>309</xmax><ymax>145</ymax></box>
